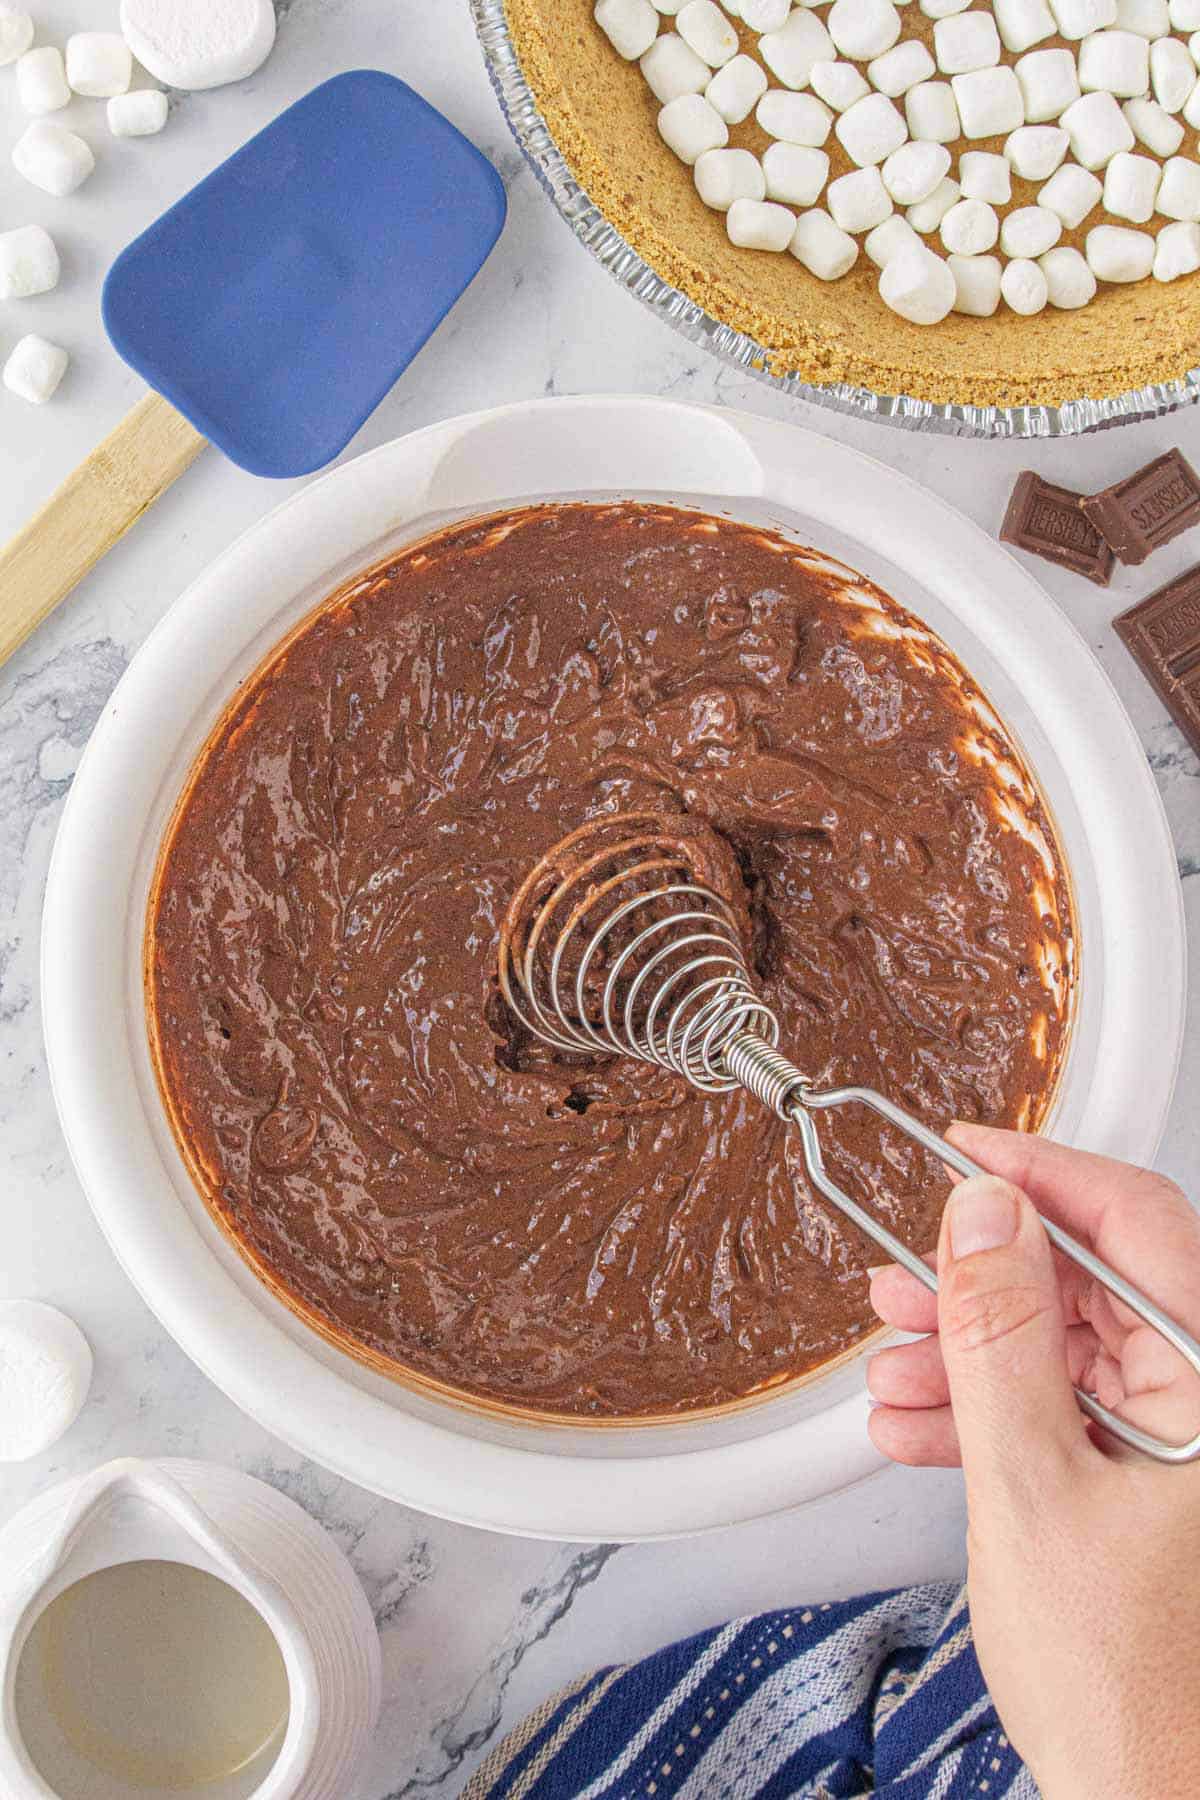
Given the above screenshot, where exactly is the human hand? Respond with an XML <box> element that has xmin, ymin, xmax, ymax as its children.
<box><xmin>866</xmin><ymin>1123</ymin><xmax>1200</xmax><ymax>1800</ymax></box>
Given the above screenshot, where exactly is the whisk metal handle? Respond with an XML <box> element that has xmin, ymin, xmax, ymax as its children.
<box><xmin>723</xmin><ymin>1033</ymin><xmax>1200</xmax><ymax>1467</ymax></box>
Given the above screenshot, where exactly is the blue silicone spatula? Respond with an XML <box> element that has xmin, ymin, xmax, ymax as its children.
<box><xmin>0</xmin><ymin>70</ymin><xmax>506</xmax><ymax>666</ymax></box>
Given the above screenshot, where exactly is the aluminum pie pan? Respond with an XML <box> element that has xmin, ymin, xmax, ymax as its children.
<box><xmin>471</xmin><ymin>0</ymin><xmax>1200</xmax><ymax>440</ymax></box>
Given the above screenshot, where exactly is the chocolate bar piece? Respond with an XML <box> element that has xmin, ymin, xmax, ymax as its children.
<box><xmin>1113</xmin><ymin>565</ymin><xmax>1200</xmax><ymax>756</ymax></box>
<box><xmin>1000</xmin><ymin>472</ymin><xmax>1114</xmax><ymax>586</ymax></box>
<box><xmin>1082</xmin><ymin>450</ymin><xmax>1200</xmax><ymax>566</ymax></box>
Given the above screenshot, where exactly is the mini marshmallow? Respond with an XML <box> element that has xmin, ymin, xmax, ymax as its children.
<box><xmin>906</xmin><ymin>78</ymin><xmax>961</xmax><ymax>138</ymax></box>
<box><xmin>865</xmin><ymin>212</ymin><xmax>924</xmax><ymax>260</ymax></box>
<box><xmin>810</xmin><ymin>59</ymin><xmax>872</xmax><ymax>110</ymax></box>
<box><xmin>1086</xmin><ymin>221</ymin><xmax>1156</xmax><ymax>274</ymax></box>
<box><xmin>641</xmin><ymin>33</ymin><xmax>711</xmax><ymax>102</ymax></box>
<box><xmin>1157</xmin><ymin>152</ymin><xmax>1200</xmax><ymax>214</ymax></box>
<box><xmin>595</xmin><ymin>0</ymin><xmax>659</xmax><ymax>58</ymax></box>
<box><xmin>1015</xmin><ymin>47</ymin><xmax>1082</xmax><ymax>119</ymax></box>
<box><xmin>66</xmin><ymin>31</ymin><xmax>132</xmax><ymax>96</ymax></box>
<box><xmin>1060</xmin><ymin>89</ymin><xmax>1136</xmax><ymax>165</ymax></box>
<box><xmin>1040</xmin><ymin>242</ymin><xmax>1099</xmax><ymax>301</ymax></box>
<box><xmin>868</xmin><ymin>38</ymin><xmax>936</xmax><ymax>94</ymax></box>
<box><xmin>762</xmin><ymin>139</ymin><xmax>832</xmax><ymax>200</ymax></box>
<box><xmin>706</xmin><ymin>54</ymin><xmax>769</xmax><ymax>120</ymax></box>
<box><xmin>653</xmin><ymin>0</ymin><xmax>687</xmax><ymax>9</ymax></box>
<box><xmin>1001</xmin><ymin>257</ymin><xmax>1049</xmax><ymax>310</ymax></box>
<box><xmin>1005</xmin><ymin>124</ymin><xmax>1069</xmax><ymax>177</ymax></box>
<box><xmin>1115</xmin><ymin>0</ymin><xmax>1169</xmax><ymax>31</ymax></box>
<box><xmin>107</xmin><ymin>88</ymin><xmax>169</xmax><ymax>137</ymax></box>
<box><xmin>836</xmin><ymin>89</ymin><xmax>909</xmax><ymax>162</ymax></box>
<box><xmin>828</xmin><ymin>162</ymin><xmax>895</xmax><ymax>226</ymax></box>
<box><xmin>757</xmin><ymin>90</ymin><xmax>835</xmax><ymax>142</ymax></box>
<box><xmin>907</xmin><ymin>173</ymin><xmax>962</xmax><ymax>227</ymax></box>
<box><xmin>1123</xmin><ymin>95</ymin><xmax>1185</xmax><ymax>152</ymax></box>
<box><xmin>1170</xmin><ymin>0</ymin><xmax>1200</xmax><ymax>22</ymax></box>
<box><xmin>676</xmin><ymin>0</ymin><xmax>739</xmax><ymax>65</ymax></box>
<box><xmin>658</xmin><ymin>91</ymin><xmax>729</xmax><ymax>160</ymax></box>
<box><xmin>1153</xmin><ymin>216</ymin><xmax>1200</xmax><ymax>275</ymax></box>
<box><xmin>3</xmin><ymin>333</ymin><xmax>69</xmax><ymax>404</ymax></box>
<box><xmin>994</xmin><ymin>0</ymin><xmax>1057</xmax><ymax>49</ymax></box>
<box><xmin>1184</xmin><ymin>77</ymin><xmax>1200</xmax><ymax>123</ymax></box>
<box><xmin>726</xmin><ymin>195</ymin><xmax>797</xmax><ymax>247</ymax></box>
<box><xmin>16</xmin><ymin>45</ymin><xmax>70</xmax><ymax>114</ymax></box>
<box><xmin>1000</xmin><ymin>202</ymin><xmax>1063</xmax><ymax>254</ymax></box>
<box><xmin>1077</xmin><ymin>28</ymin><xmax>1150</xmax><ymax>95</ymax></box>
<box><xmin>940</xmin><ymin>194</ymin><xmax>1000</xmax><ymax>249</ymax></box>
<box><xmin>882</xmin><ymin>138</ymin><xmax>951</xmax><ymax>200</ymax></box>
<box><xmin>1102</xmin><ymin>147</ymin><xmax>1162</xmax><ymax>216</ymax></box>
<box><xmin>1048</xmin><ymin>0</ymin><xmax>1117</xmax><ymax>33</ymax></box>
<box><xmin>952</xmin><ymin>66</ymin><xmax>1025</xmax><ymax>135</ymax></box>
<box><xmin>0</xmin><ymin>1302</ymin><xmax>92</xmax><ymax>1457</ymax></box>
<box><xmin>791</xmin><ymin>207</ymin><xmax>860</xmax><ymax>276</ymax></box>
<box><xmin>828</xmin><ymin>0</ymin><xmax>902</xmax><ymax>60</ymax></box>
<box><xmin>12</xmin><ymin>121</ymin><xmax>96</xmax><ymax>196</ymax></box>
<box><xmin>879</xmin><ymin>240</ymin><xmax>957</xmax><ymax>320</ymax></box>
<box><xmin>961</xmin><ymin>149</ymin><xmax>1013</xmax><ymax>200</ymax></box>
<box><xmin>1149</xmin><ymin>35</ymin><xmax>1196</xmax><ymax>108</ymax></box>
<box><xmin>934</xmin><ymin>11</ymin><xmax>1001</xmax><ymax>72</ymax></box>
<box><xmin>1039</xmin><ymin>160</ymin><xmax>1104</xmax><ymax>222</ymax></box>
<box><xmin>740</xmin><ymin>0</ymin><xmax>791</xmax><ymax>26</ymax></box>
<box><xmin>0</xmin><ymin>6</ymin><xmax>33</xmax><ymax>65</ymax></box>
<box><xmin>949</xmin><ymin>250</ymin><xmax>1003</xmax><ymax>310</ymax></box>
<box><xmin>760</xmin><ymin>8</ymin><xmax>836</xmax><ymax>86</ymax></box>
<box><xmin>921</xmin><ymin>0</ymin><xmax>972</xmax><ymax>16</ymax></box>
<box><xmin>0</xmin><ymin>223</ymin><xmax>60</xmax><ymax>298</ymax></box>
<box><xmin>696</xmin><ymin>145</ymin><xmax>768</xmax><ymax>208</ymax></box>
<box><xmin>1190</xmin><ymin>26</ymin><xmax>1200</xmax><ymax>62</ymax></box>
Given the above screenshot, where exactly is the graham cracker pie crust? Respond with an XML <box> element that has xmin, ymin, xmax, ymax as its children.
<box><xmin>505</xmin><ymin>0</ymin><xmax>1200</xmax><ymax>411</ymax></box>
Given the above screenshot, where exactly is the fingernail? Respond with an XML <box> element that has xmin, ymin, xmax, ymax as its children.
<box><xmin>948</xmin><ymin>1176</ymin><xmax>1017</xmax><ymax>1260</ymax></box>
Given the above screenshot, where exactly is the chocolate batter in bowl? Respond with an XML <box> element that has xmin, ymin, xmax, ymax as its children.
<box><xmin>146</xmin><ymin>502</ymin><xmax>1074</xmax><ymax>1424</ymax></box>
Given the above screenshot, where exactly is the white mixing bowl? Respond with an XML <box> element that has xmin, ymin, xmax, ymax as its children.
<box><xmin>43</xmin><ymin>398</ymin><xmax>1185</xmax><ymax>1541</ymax></box>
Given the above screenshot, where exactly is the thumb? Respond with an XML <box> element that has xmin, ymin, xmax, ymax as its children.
<box><xmin>937</xmin><ymin>1174</ymin><xmax>1083</xmax><ymax>1497</ymax></box>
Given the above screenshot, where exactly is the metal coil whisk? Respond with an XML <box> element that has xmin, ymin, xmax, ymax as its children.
<box><xmin>499</xmin><ymin>812</ymin><xmax>1200</xmax><ymax>1465</ymax></box>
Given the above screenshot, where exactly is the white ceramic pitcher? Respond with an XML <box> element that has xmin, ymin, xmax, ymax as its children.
<box><xmin>0</xmin><ymin>1458</ymin><xmax>381</xmax><ymax>1800</ymax></box>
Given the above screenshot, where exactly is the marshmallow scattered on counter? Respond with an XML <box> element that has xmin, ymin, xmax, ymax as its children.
<box><xmin>1061</xmin><ymin>88</ymin><xmax>1136</xmax><ymax>164</ymax></box>
<box><xmin>868</xmin><ymin>35</ymin><xmax>935</xmax><ymax>90</ymax></box>
<box><xmin>907</xmin><ymin>172</ymin><xmax>961</xmax><ymax>227</ymax></box>
<box><xmin>67</xmin><ymin>31</ymin><xmax>132</xmax><ymax>97</ymax></box>
<box><xmin>13</xmin><ymin>120</ymin><xmax>96</xmax><ymax>195</ymax></box>
<box><xmin>1039</xmin><ymin>159</ymin><xmax>1104</xmax><ymax>222</ymax></box>
<box><xmin>1040</xmin><ymin>241</ymin><xmax>1098</xmax><ymax>301</ymax></box>
<box><xmin>961</xmin><ymin>147</ymin><xmax>1012</xmax><ymax>200</ymax></box>
<box><xmin>828</xmin><ymin>0</ymin><xmax>902</xmax><ymax>62</ymax></box>
<box><xmin>934</xmin><ymin>10</ymin><xmax>1002</xmax><ymax>72</ymax></box>
<box><xmin>677</xmin><ymin>0</ymin><xmax>739</xmax><ymax>65</ymax></box>
<box><xmin>905</xmin><ymin>77</ymin><xmax>960</xmax><ymax>137</ymax></box>
<box><xmin>995</xmin><ymin>0</ymin><xmax>1057</xmax><ymax>51</ymax></box>
<box><xmin>879</xmin><ymin>238</ymin><xmax>957</xmax><ymax>319</ymax></box>
<box><xmin>695</xmin><ymin>144</ymin><xmax>766</xmax><ymax>207</ymax></box>
<box><xmin>757</xmin><ymin>88</ymin><xmax>834</xmax><ymax>142</ymax></box>
<box><xmin>0</xmin><ymin>5</ymin><xmax>33</xmax><ymax>64</ymax></box>
<box><xmin>706</xmin><ymin>53</ymin><xmax>769</xmax><ymax>119</ymax></box>
<box><xmin>658</xmin><ymin>90</ymin><xmax>728</xmax><ymax>160</ymax></box>
<box><xmin>762</xmin><ymin>139</ymin><xmax>831</xmax><ymax>200</ymax></box>
<box><xmin>865</xmin><ymin>210</ymin><xmax>923</xmax><ymax>260</ymax></box>
<box><xmin>108</xmin><ymin>88</ymin><xmax>169</xmax><ymax>136</ymax></box>
<box><xmin>16</xmin><ymin>45</ymin><xmax>70</xmax><ymax>114</ymax></box>
<box><xmin>1005</xmin><ymin>123</ymin><xmax>1069</xmax><ymax>177</ymax></box>
<box><xmin>1153</xmin><ymin>216</ymin><xmax>1200</xmax><ymax>274</ymax></box>
<box><xmin>1016</xmin><ymin>46</ymin><xmax>1082</xmax><ymax>117</ymax></box>
<box><xmin>790</xmin><ymin>205</ymin><xmax>860</xmax><ymax>275</ymax></box>
<box><xmin>1124</xmin><ymin>94</ymin><xmax>1185</xmax><ymax>152</ymax></box>
<box><xmin>1000</xmin><ymin>255</ymin><xmax>1049</xmax><ymax>309</ymax></box>
<box><xmin>952</xmin><ymin>65</ymin><xmax>1025</xmax><ymax>135</ymax></box>
<box><xmin>882</xmin><ymin>137</ymin><xmax>950</xmax><ymax>201</ymax></box>
<box><xmin>119</xmin><ymin>0</ymin><xmax>277</xmax><ymax>88</ymax></box>
<box><xmin>829</xmin><ymin>162</ymin><xmax>894</xmax><ymax>227</ymax></box>
<box><xmin>835</xmin><ymin>89</ymin><xmax>908</xmax><ymax>162</ymax></box>
<box><xmin>641</xmin><ymin>33</ymin><xmax>710</xmax><ymax>101</ymax></box>
<box><xmin>760</xmin><ymin>7</ymin><xmax>836</xmax><ymax>85</ymax></box>
<box><xmin>726</xmin><ymin>194</ymin><xmax>797</xmax><ymax>247</ymax></box>
<box><xmin>949</xmin><ymin>249</ymin><xmax>1003</xmax><ymax>310</ymax></box>
<box><xmin>1103</xmin><ymin>147</ymin><xmax>1163</xmax><ymax>216</ymax></box>
<box><xmin>940</xmin><ymin>194</ymin><xmax>1001</xmax><ymax>251</ymax></box>
<box><xmin>1086</xmin><ymin>219</ymin><xmax>1157</xmax><ymax>274</ymax></box>
<box><xmin>0</xmin><ymin>223</ymin><xmax>60</xmax><ymax>297</ymax></box>
<box><xmin>0</xmin><ymin>1301</ymin><xmax>92</xmax><ymax>1455</ymax></box>
<box><xmin>811</xmin><ymin>57</ymin><xmax>872</xmax><ymax>108</ymax></box>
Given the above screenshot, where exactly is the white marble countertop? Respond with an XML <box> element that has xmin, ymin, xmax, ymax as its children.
<box><xmin>1</xmin><ymin>3</ymin><xmax>1196</xmax><ymax>1794</ymax></box>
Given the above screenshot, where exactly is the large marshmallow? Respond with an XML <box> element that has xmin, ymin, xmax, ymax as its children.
<box><xmin>757</xmin><ymin>90</ymin><xmax>835</xmax><ymax>142</ymax></box>
<box><xmin>12</xmin><ymin>120</ymin><xmax>96</xmax><ymax>195</ymax></box>
<box><xmin>1061</xmin><ymin>89</ymin><xmax>1136</xmax><ymax>165</ymax></box>
<box><xmin>1000</xmin><ymin>202</ymin><xmax>1063</xmax><ymax>254</ymax></box>
<box><xmin>994</xmin><ymin>0</ymin><xmax>1057</xmax><ymax>47</ymax></box>
<box><xmin>879</xmin><ymin>240</ymin><xmax>957</xmax><ymax>320</ymax></box>
<box><xmin>882</xmin><ymin>138</ymin><xmax>951</xmax><ymax>200</ymax></box>
<box><xmin>762</xmin><ymin>139</ymin><xmax>832</xmax><ymax>200</ymax></box>
<box><xmin>658</xmin><ymin>92</ymin><xmax>729</xmax><ymax>160</ymax></box>
<box><xmin>828</xmin><ymin>162</ymin><xmax>895</xmax><ymax>226</ymax></box>
<box><xmin>726</xmin><ymin>195</ymin><xmax>798</xmax><ymax>247</ymax></box>
<box><xmin>1039</xmin><ymin>159</ymin><xmax>1104</xmax><ymax>222</ymax></box>
<box><xmin>810</xmin><ymin>59</ymin><xmax>873</xmax><ymax>110</ymax></box>
<box><xmin>961</xmin><ymin>148</ymin><xmax>1013</xmax><ymax>199</ymax></box>
<box><xmin>869</xmin><ymin>38</ymin><xmax>936</xmax><ymax>93</ymax></box>
<box><xmin>595</xmin><ymin>0</ymin><xmax>659</xmax><ymax>57</ymax></box>
<box><xmin>107</xmin><ymin>89</ymin><xmax>169</xmax><ymax>137</ymax></box>
<box><xmin>3</xmin><ymin>333</ymin><xmax>69</xmax><ymax>403</ymax></box>
<box><xmin>696</xmin><ymin>145</ymin><xmax>768</xmax><ymax>208</ymax></box>
<box><xmin>790</xmin><ymin>206</ymin><xmax>860</xmax><ymax>275</ymax></box>
<box><xmin>1115</xmin><ymin>0</ymin><xmax>1170</xmax><ymax>31</ymax></box>
<box><xmin>0</xmin><ymin>6</ymin><xmax>33</xmax><ymax>65</ymax></box>
<box><xmin>16</xmin><ymin>45</ymin><xmax>69</xmax><ymax>114</ymax></box>
<box><xmin>0</xmin><ymin>1301</ymin><xmax>92</xmax><ymax>1455</ymax></box>
<box><xmin>120</xmin><ymin>0</ymin><xmax>275</xmax><ymax>87</ymax></box>
<box><xmin>1015</xmin><ymin>46</ymin><xmax>1082</xmax><ymax>118</ymax></box>
<box><xmin>1077</xmin><ymin>28</ymin><xmax>1150</xmax><ymax>94</ymax></box>
<box><xmin>1048</xmin><ymin>0</ymin><xmax>1118</xmax><ymax>33</ymax></box>
<box><xmin>1123</xmin><ymin>94</ymin><xmax>1185</xmax><ymax>150</ymax></box>
<box><xmin>1005</xmin><ymin>124</ymin><xmax>1070</xmax><ymax>178</ymax></box>
<box><xmin>66</xmin><ymin>31</ymin><xmax>132</xmax><ymax>96</ymax></box>
<box><xmin>1001</xmin><ymin>257</ymin><xmax>1049</xmax><ymax>311</ymax></box>
<box><xmin>1086</xmin><ymin>220</ymin><xmax>1156</xmax><ymax>274</ymax></box>
<box><xmin>949</xmin><ymin>250</ymin><xmax>1003</xmax><ymax>310</ymax></box>
<box><xmin>760</xmin><ymin>8</ymin><xmax>837</xmax><ymax>85</ymax></box>
<box><xmin>1149</xmin><ymin>35</ymin><xmax>1197</xmax><ymax>107</ymax></box>
<box><xmin>641</xmin><ymin>33</ymin><xmax>711</xmax><ymax>102</ymax></box>
<box><xmin>907</xmin><ymin>173</ymin><xmax>962</xmax><ymax>227</ymax></box>
<box><xmin>1103</xmin><ymin>147</ymin><xmax>1162</xmax><ymax>216</ymax></box>
<box><xmin>1153</xmin><ymin>216</ymin><xmax>1200</xmax><ymax>275</ymax></box>
<box><xmin>835</xmin><ymin>90</ymin><xmax>909</xmax><ymax>162</ymax></box>
<box><xmin>0</xmin><ymin>223</ymin><xmax>60</xmax><ymax>298</ymax></box>
<box><xmin>940</xmin><ymin>195</ymin><xmax>1000</xmax><ymax>249</ymax></box>
<box><xmin>1040</xmin><ymin>243</ymin><xmax>1099</xmax><ymax>302</ymax></box>
<box><xmin>706</xmin><ymin>54</ymin><xmax>769</xmax><ymax>120</ymax></box>
<box><xmin>865</xmin><ymin>212</ymin><xmax>924</xmax><ymax>261</ymax></box>
<box><xmin>952</xmin><ymin>66</ymin><xmax>1025</xmax><ymax>135</ymax></box>
<box><xmin>934</xmin><ymin>11</ymin><xmax>1001</xmax><ymax>72</ymax></box>
<box><xmin>828</xmin><ymin>0</ymin><xmax>903</xmax><ymax>60</ymax></box>
<box><xmin>676</xmin><ymin>0</ymin><xmax>739</xmax><ymax>65</ymax></box>
<box><xmin>906</xmin><ymin>78</ymin><xmax>961</xmax><ymax>138</ymax></box>
<box><xmin>1157</xmin><ymin>152</ymin><xmax>1200</xmax><ymax>214</ymax></box>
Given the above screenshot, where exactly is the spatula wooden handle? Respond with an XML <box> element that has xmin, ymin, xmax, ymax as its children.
<box><xmin>0</xmin><ymin>391</ymin><xmax>207</xmax><ymax>670</ymax></box>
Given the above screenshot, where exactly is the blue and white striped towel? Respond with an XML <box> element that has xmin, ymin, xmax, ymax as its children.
<box><xmin>462</xmin><ymin>1582</ymin><xmax>1035</xmax><ymax>1800</ymax></box>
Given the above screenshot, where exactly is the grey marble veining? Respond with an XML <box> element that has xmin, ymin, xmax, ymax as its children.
<box><xmin>1</xmin><ymin>2</ymin><xmax>1197</xmax><ymax>1795</ymax></box>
